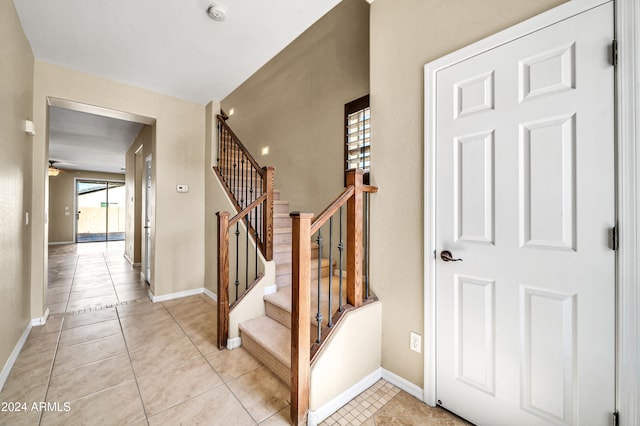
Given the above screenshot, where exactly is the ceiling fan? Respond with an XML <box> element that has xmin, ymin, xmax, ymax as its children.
<box><xmin>48</xmin><ymin>160</ymin><xmax>64</xmax><ymax>177</ymax></box>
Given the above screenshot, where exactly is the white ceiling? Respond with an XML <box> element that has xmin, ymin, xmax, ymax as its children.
<box><xmin>48</xmin><ymin>106</ymin><xmax>144</xmax><ymax>174</ymax></box>
<box><xmin>13</xmin><ymin>0</ymin><xmax>343</xmax><ymax>174</ymax></box>
<box><xmin>13</xmin><ymin>0</ymin><xmax>343</xmax><ymax>104</ymax></box>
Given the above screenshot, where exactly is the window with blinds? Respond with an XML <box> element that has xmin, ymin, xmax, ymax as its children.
<box><xmin>344</xmin><ymin>95</ymin><xmax>370</xmax><ymax>185</ymax></box>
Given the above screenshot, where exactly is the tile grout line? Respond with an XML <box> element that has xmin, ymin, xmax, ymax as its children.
<box><xmin>37</xmin><ymin>314</ymin><xmax>67</xmax><ymax>426</ymax></box>
<box><xmin>163</xmin><ymin>301</ymin><xmax>260</xmax><ymax>425</ymax></box>
<box><xmin>115</xmin><ymin>304</ymin><xmax>151</xmax><ymax>425</ymax></box>
<box><xmin>38</xmin><ymin>252</ymin><xmax>80</xmax><ymax>425</ymax></box>
<box><xmin>104</xmin><ymin>250</ymin><xmax>122</xmax><ymax>305</ymax></box>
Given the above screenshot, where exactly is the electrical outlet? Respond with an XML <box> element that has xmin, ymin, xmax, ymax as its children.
<box><xmin>410</xmin><ymin>332</ymin><xmax>421</xmax><ymax>353</ymax></box>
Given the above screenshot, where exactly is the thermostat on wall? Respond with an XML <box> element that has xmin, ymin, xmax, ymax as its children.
<box><xmin>176</xmin><ymin>184</ymin><xmax>189</xmax><ymax>193</ymax></box>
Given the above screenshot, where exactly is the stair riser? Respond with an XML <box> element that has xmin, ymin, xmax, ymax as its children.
<box><xmin>273</xmin><ymin>216</ymin><xmax>292</xmax><ymax>228</ymax></box>
<box><xmin>273</xmin><ymin>246</ymin><xmax>319</xmax><ymax>264</ymax></box>
<box><xmin>241</xmin><ymin>332</ymin><xmax>290</xmax><ymax>385</ymax></box>
<box><xmin>274</xmin><ymin>202</ymin><xmax>289</xmax><ymax>214</ymax></box>
<box><xmin>265</xmin><ymin>302</ymin><xmax>291</xmax><ymax>329</ymax></box>
<box><xmin>276</xmin><ymin>261</ymin><xmax>332</xmax><ymax>277</ymax></box>
<box><xmin>275</xmin><ymin>265</ymin><xmax>332</xmax><ymax>287</ymax></box>
<box><xmin>274</xmin><ymin>232</ymin><xmax>292</xmax><ymax>245</ymax></box>
<box><xmin>264</xmin><ymin>300</ymin><xmax>329</xmax><ymax>345</ymax></box>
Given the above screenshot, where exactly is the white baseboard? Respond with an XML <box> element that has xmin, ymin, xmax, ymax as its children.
<box><xmin>31</xmin><ymin>308</ymin><xmax>50</xmax><ymax>326</ymax></box>
<box><xmin>48</xmin><ymin>241</ymin><xmax>74</xmax><ymax>245</ymax></box>
<box><xmin>227</xmin><ymin>337</ymin><xmax>242</xmax><ymax>350</ymax></box>
<box><xmin>149</xmin><ymin>287</ymin><xmax>206</xmax><ymax>303</ymax></box>
<box><xmin>0</xmin><ymin>322</ymin><xmax>32</xmax><ymax>392</ymax></box>
<box><xmin>381</xmin><ymin>368</ymin><xmax>424</xmax><ymax>401</ymax></box>
<box><xmin>308</xmin><ymin>368</ymin><xmax>382</xmax><ymax>426</ymax></box>
<box><xmin>123</xmin><ymin>254</ymin><xmax>141</xmax><ymax>267</ymax></box>
<box><xmin>203</xmin><ymin>288</ymin><xmax>218</xmax><ymax>302</ymax></box>
<box><xmin>140</xmin><ymin>272</ymin><xmax>146</xmax><ymax>282</ymax></box>
<box><xmin>149</xmin><ymin>287</ymin><xmax>219</xmax><ymax>304</ymax></box>
<box><xmin>264</xmin><ymin>284</ymin><xmax>277</xmax><ymax>296</ymax></box>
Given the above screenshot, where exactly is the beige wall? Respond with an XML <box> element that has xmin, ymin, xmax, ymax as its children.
<box><xmin>49</xmin><ymin>170</ymin><xmax>126</xmax><ymax>243</ymax></box>
<box><xmin>32</xmin><ymin>61</ymin><xmax>206</xmax><ymax>303</ymax></box>
<box><xmin>310</xmin><ymin>301</ymin><xmax>382</xmax><ymax>411</ymax></box>
<box><xmin>125</xmin><ymin>125</ymin><xmax>152</xmax><ymax>264</ymax></box>
<box><xmin>0</xmin><ymin>0</ymin><xmax>34</xmax><ymax>383</ymax></box>
<box><xmin>221</xmin><ymin>0</ymin><xmax>370</xmax><ymax>215</ymax></box>
<box><xmin>370</xmin><ymin>0</ymin><xmax>567</xmax><ymax>388</ymax></box>
<box><xmin>204</xmin><ymin>102</ymin><xmax>221</xmax><ymax>293</ymax></box>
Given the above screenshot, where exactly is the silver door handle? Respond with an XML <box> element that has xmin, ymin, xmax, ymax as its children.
<box><xmin>440</xmin><ymin>250</ymin><xmax>463</xmax><ymax>262</ymax></box>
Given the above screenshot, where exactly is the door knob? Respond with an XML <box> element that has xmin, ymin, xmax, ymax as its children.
<box><xmin>440</xmin><ymin>250</ymin><xmax>463</xmax><ymax>262</ymax></box>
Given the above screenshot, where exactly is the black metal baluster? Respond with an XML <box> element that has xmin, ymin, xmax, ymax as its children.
<box><xmin>338</xmin><ymin>206</ymin><xmax>344</xmax><ymax>312</ymax></box>
<box><xmin>240</xmin><ymin>156</ymin><xmax>245</xmax><ymax>207</ymax></box>
<box><xmin>217</xmin><ymin>122</ymin><xmax>221</xmax><ymax>168</ymax></box>
<box><xmin>235</xmin><ymin>222</ymin><xmax>240</xmax><ymax>302</ymax></box>
<box><xmin>316</xmin><ymin>229</ymin><xmax>323</xmax><ymax>343</ymax></box>
<box><xmin>224</xmin><ymin>129</ymin><xmax>231</xmax><ymax>185</ymax></box>
<box><xmin>227</xmin><ymin>131</ymin><xmax>231</xmax><ymax>185</ymax></box>
<box><xmin>224</xmin><ymin>129</ymin><xmax>229</xmax><ymax>183</ymax></box>
<box><xmin>234</xmin><ymin>145</ymin><xmax>238</xmax><ymax>201</ymax></box>
<box><xmin>328</xmin><ymin>217</ymin><xmax>333</xmax><ymax>328</ymax></box>
<box><xmin>225</xmin><ymin>129</ymin><xmax>229</xmax><ymax>185</ymax></box>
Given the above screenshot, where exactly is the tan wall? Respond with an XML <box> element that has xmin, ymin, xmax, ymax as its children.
<box><xmin>310</xmin><ymin>301</ymin><xmax>382</xmax><ymax>411</ymax></box>
<box><xmin>125</xmin><ymin>125</ymin><xmax>152</xmax><ymax>264</ymax></box>
<box><xmin>32</xmin><ymin>61</ymin><xmax>206</xmax><ymax>303</ymax></box>
<box><xmin>370</xmin><ymin>0</ymin><xmax>567</xmax><ymax>388</ymax></box>
<box><xmin>49</xmin><ymin>170</ymin><xmax>125</xmax><ymax>243</ymax></box>
<box><xmin>0</xmin><ymin>0</ymin><xmax>34</xmax><ymax>383</ymax></box>
<box><xmin>221</xmin><ymin>0</ymin><xmax>370</xmax><ymax>215</ymax></box>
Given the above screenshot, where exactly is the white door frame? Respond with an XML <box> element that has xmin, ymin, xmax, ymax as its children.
<box><xmin>143</xmin><ymin>154</ymin><xmax>152</xmax><ymax>284</ymax></box>
<box><xmin>423</xmin><ymin>0</ymin><xmax>640</xmax><ymax>423</ymax></box>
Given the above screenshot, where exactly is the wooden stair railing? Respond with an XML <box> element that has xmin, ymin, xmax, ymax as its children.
<box><xmin>214</xmin><ymin>115</ymin><xmax>274</xmax><ymax>261</ymax></box>
<box><xmin>214</xmin><ymin>115</ymin><xmax>274</xmax><ymax>349</ymax></box>
<box><xmin>290</xmin><ymin>169</ymin><xmax>378</xmax><ymax>425</ymax></box>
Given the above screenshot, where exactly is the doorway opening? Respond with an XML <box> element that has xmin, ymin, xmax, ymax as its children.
<box><xmin>75</xmin><ymin>179</ymin><xmax>126</xmax><ymax>242</ymax></box>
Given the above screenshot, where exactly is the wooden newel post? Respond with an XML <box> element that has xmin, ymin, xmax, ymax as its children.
<box><xmin>262</xmin><ymin>166</ymin><xmax>275</xmax><ymax>261</ymax></box>
<box><xmin>290</xmin><ymin>211</ymin><xmax>312</xmax><ymax>426</ymax></box>
<box><xmin>217</xmin><ymin>211</ymin><xmax>230</xmax><ymax>350</ymax></box>
<box><xmin>346</xmin><ymin>169</ymin><xmax>364</xmax><ymax>309</ymax></box>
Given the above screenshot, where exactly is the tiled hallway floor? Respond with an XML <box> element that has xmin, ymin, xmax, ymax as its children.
<box><xmin>0</xmin><ymin>243</ymin><xmax>470</xmax><ymax>425</ymax></box>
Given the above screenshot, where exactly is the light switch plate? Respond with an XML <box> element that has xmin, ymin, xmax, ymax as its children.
<box><xmin>176</xmin><ymin>184</ymin><xmax>189</xmax><ymax>193</ymax></box>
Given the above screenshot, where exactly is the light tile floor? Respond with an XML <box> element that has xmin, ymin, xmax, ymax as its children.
<box><xmin>0</xmin><ymin>242</ymin><xmax>470</xmax><ymax>425</ymax></box>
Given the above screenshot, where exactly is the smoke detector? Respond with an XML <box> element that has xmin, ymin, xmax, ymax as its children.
<box><xmin>207</xmin><ymin>5</ymin><xmax>227</xmax><ymax>22</ymax></box>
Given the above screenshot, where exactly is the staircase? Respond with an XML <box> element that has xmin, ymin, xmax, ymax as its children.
<box><xmin>239</xmin><ymin>190</ymin><xmax>341</xmax><ymax>385</ymax></box>
<box><xmin>215</xmin><ymin>115</ymin><xmax>377</xmax><ymax>424</ymax></box>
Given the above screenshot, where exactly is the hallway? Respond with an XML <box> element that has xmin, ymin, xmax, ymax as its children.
<box><xmin>0</xmin><ymin>243</ymin><xmax>469</xmax><ymax>425</ymax></box>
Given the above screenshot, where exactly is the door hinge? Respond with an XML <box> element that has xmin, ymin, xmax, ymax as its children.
<box><xmin>612</xmin><ymin>39</ymin><xmax>618</xmax><ymax>67</ymax></box>
<box><xmin>612</xmin><ymin>411</ymin><xmax>619</xmax><ymax>426</ymax></box>
<box><xmin>611</xmin><ymin>225</ymin><xmax>619</xmax><ymax>251</ymax></box>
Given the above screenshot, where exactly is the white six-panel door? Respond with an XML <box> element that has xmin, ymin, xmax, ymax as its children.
<box><xmin>435</xmin><ymin>3</ymin><xmax>615</xmax><ymax>425</ymax></box>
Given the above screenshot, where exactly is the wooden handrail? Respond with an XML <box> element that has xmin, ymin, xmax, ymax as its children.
<box><xmin>229</xmin><ymin>194</ymin><xmax>267</xmax><ymax>227</ymax></box>
<box><xmin>363</xmin><ymin>184</ymin><xmax>379</xmax><ymax>193</ymax></box>
<box><xmin>215</xmin><ymin>117</ymin><xmax>275</xmax><ymax>351</ymax></box>
<box><xmin>217</xmin><ymin>115</ymin><xmax>264</xmax><ymax>176</ymax></box>
<box><xmin>310</xmin><ymin>186</ymin><xmax>355</xmax><ymax>234</ymax></box>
